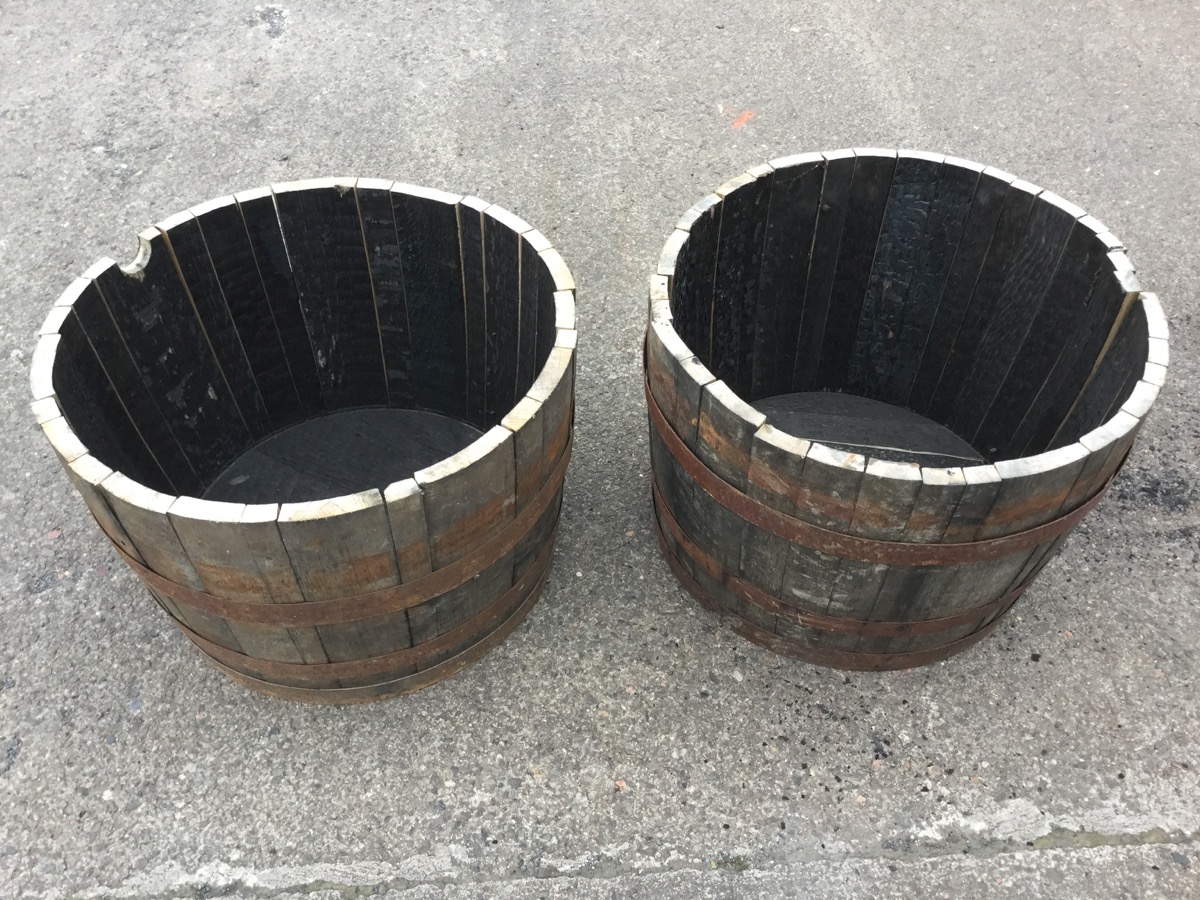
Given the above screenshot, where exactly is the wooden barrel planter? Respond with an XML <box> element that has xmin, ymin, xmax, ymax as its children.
<box><xmin>31</xmin><ymin>178</ymin><xmax>576</xmax><ymax>702</ymax></box>
<box><xmin>646</xmin><ymin>150</ymin><xmax>1167</xmax><ymax>670</ymax></box>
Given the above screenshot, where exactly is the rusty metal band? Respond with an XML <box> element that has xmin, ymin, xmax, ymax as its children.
<box><xmin>200</xmin><ymin>565</ymin><xmax>550</xmax><ymax>704</ymax></box>
<box><xmin>645</xmin><ymin>377</ymin><xmax>1119</xmax><ymax>566</ymax></box>
<box><xmin>654</xmin><ymin>520</ymin><xmax>1011</xmax><ymax>671</ymax></box>
<box><xmin>168</xmin><ymin>529</ymin><xmax>555</xmax><ymax>684</ymax></box>
<box><xmin>112</xmin><ymin>441</ymin><xmax>570</xmax><ymax>627</ymax></box>
<box><xmin>653</xmin><ymin>483</ymin><xmax>1031</xmax><ymax>638</ymax></box>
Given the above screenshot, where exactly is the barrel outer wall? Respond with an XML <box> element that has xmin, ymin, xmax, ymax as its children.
<box><xmin>32</xmin><ymin>182</ymin><xmax>577</xmax><ymax>703</ymax></box>
<box><xmin>645</xmin><ymin>154</ymin><xmax>1165</xmax><ymax>669</ymax></box>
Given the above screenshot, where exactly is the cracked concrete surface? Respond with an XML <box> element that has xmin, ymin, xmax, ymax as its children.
<box><xmin>1</xmin><ymin>1</ymin><xmax>1198</xmax><ymax>897</ymax></box>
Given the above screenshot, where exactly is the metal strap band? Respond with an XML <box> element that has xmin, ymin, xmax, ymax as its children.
<box><xmin>646</xmin><ymin>378</ymin><xmax>1119</xmax><ymax>566</ymax></box>
<box><xmin>199</xmin><ymin>575</ymin><xmax>548</xmax><ymax>704</ymax></box>
<box><xmin>113</xmin><ymin>442</ymin><xmax>570</xmax><ymax>627</ymax></box>
<box><xmin>654</xmin><ymin>484</ymin><xmax>1031</xmax><ymax>638</ymax></box>
<box><xmin>654</xmin><ymin>519</ymin><xmax>1011</xmax><ymax>671</ymax></box>
<box><xmin>169</xmin><ymin>530</ymin><xmax>554</xmax><ymax>683</ymax></box>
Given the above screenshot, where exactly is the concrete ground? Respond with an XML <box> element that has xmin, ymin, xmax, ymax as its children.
<box><xmin>2</xmin><ymin>1</ymin><xmax>1198</xmax><ymax>897</ymax></box>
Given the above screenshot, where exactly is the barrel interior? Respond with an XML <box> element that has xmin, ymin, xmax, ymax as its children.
<box><xmin>669</xmin><ymin>151</ymin><xmax>1144</xmax><ymax>464</ymax></box>
<box><xmin>50</xmin><ymin>181</ymin><xmax>560</xmax><ymax>502</ymax></box>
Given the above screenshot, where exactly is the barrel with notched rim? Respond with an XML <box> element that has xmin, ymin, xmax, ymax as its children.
<box><xmin>31</xmin><ymin>178</ymin><xmax>576</xmax><ymax>702</ymax></box>
<box><xmin>646</xmin><ymin>151</ymin><xmax>1166</xmax><ymax>670</ymax></box>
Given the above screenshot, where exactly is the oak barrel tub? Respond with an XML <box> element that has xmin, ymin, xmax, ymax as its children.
<box><xmin>31</xmin><ymin>178</ymin><xmax>576</xmax><ymax>703</ymax></box>
<box><xmin>646</xmin><ymin>150</ymin><xmax>1167</xmax><ymax>670</ymax></box>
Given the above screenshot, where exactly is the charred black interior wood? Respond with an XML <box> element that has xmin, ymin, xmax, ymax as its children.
<box><xmin>670</xmin><ymin>203</ymin><xmax>721</xmax><ymax>364</ymax></box>
<box><xmin>356</xmin><ymin>184</ymin><xmax>413</xmax><ymax>409</ymax></box>
<box><xmin>67</xmin><ymin>279</ymin><xmax>201</xmax><ymax>494</ymax></box>
<box><xmin>391</xmin><ymin>189</ymin><xmax>469</xmax><ymax>422</ymax></box>
<box><xmin>907</xmin><ymin>170</ymin><xmax>1012</xmax><ymax>415</ymax></box>
<box><xmin>750</xmin><ymin>156</ymin><xmax>825</xmax><ymax>401</ymax></box>
<box><xmin>845</xmin><ymin>153</ymin><xmax>942</xmax><ymax>399</ymax></box>
<box><xmin>54</xmin><ymin>313</ymin><xmax>173</xmax><ymax>493</ymax></box>
<box><xmin>93</xmin><ymin>241</ymin><xmax>251</xmax><ymax>483</ymax></box>
<box><xmin>794</xmin><ymin>150</ymin><xmax>855</xmax><ymax>391</ymax></box>
<box><xmin>1054</xmin><ymin>302</ymin><xmax>1148</xmax><ymax>448</ymax></box>
<box><xmin>814</xmin><ymin>151</ymin><xmax>897</xmax><ymax>391</ymax></box>
<box><xmin>483</xmin><ymin>212</ymin><xmax>521</xmax><ymax>423</ymax></box>
<box><xmin>710</xmin><ymin>172</ymin><xmax>773</xmax><ymax>393</ymax></box>
<box><xmin>977</xmin><ymin>215</ymin><xmax>1111</xmax><ymax>457</ymax></box>
<box><xmin>274</xmin><ymin>183</ymin><xmax>388</xmax><ymax>411</ymax></box>
<box><xmin>235</xmin><ymin>189</ymin><xmax>325</xmax><ymax>417</ymax></box>
<box><xmin>947</xmin><ymin>192</ymin><xmax>1077</xmax><ymax>442</ymax></box>
<box><xmin>460</xmin><ymin>201</ymin><xmax>488</xmax><ymax>429</ymax></box>
<box><xmin>195</xmin><ymin>201</ymin><xmax>305</xmax><ymax>431</ymax></box>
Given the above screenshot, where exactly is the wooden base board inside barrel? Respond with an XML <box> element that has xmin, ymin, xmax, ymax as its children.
<box><xmin>646</xmin><ymin>150</ymin><xmax>1167</xmax><ymax>668</ymax></box>
<box><xmin>32</xmin><ymin>178</ymin><xmax>577</xmax><ymax>702</ymax></box>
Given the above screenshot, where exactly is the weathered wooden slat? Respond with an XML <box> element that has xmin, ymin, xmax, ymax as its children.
<box><xmin>276</xmin><ymin>489</ymin><xmax>407</xmax><ymax>664</ymax></box>
<box><xmin>751</xmin><ymin>153</ymin><xmax>825</xmax><ymax>400</ymax></box>
<box><xmin>233</xmin><ymin>185</ymin><xmax>325</xmax><ymax>416</ymax></box>
<box><xmin>708</xmin><ymin>169</ymin><xmax>773</xmax><ymax>391</ymax></box>
<box><xmin>158</xmin><ymin>208</ymin><xmax>273</xmax><ymax>441</ymax></box>
<box><xmin>786</xmin><ymin>442</ymin><xmax>866</xmax><ymax>620</ymax></box>
<box><xmin>483</xmin><ymin>204</ymin><xmax>523</xmax><ymax>421</ymax></box>
<box><xmin>793</xmin><ymin>149</ymin><xmax>856</xmax><ymax>390</ymax></box>
<box><xmin>390</xmin><ymin>183</ymin><xmax>469</xmax><ymax>420</ymax></box>
<box><xmin>947</xmin><ymin>187</ymin><xmax>1078</xmax><ymax>442</ymax></box>
<box><xmin>645</xmin><ymin>321</ymin><xmax>716</xmax><ymax>451</ymax></box>
<box><xmin>383</xmin><ymin>476</ymin><xmax>434</xmax><ymax>582</ymax></box>
<box><xmin>907</xmin><ymin>167</ymin><xmax>1016</xmax><ymax>414</ymax></box>
<box><xmin>99</xmin><ymin>472</ymin><xmax>245</xmax><ymax>651</ymax></box>
<box><xmin>504</xmin><ymin>318</ymin><xmax>573</xmax><ymax>514</ymax></box>
<box><xmin>821</xmin><ymin>457</ymin><xmax>923</xmax><ymax>646</ymax></box>
<box><xmin>406</xmin><ymin>549</ymin><xmax>517</xmax><ymax>658</ymax></box>
<box><xmin>814</xmin><ymin>149</ymin><xmax>898</xmax><ymax>390</ymax></box>
<box><xmin>858</xmin><ymin>465</ymin><xmax>968</xmax><ymax>643</ymax></box>
<box><xmin>355</xmin><ymin>178</ymin><xmax>413</xmax><ymax>408</ymax></box>
<box><xmin>537</xmin><ymin>331</ymin><xmax>576</xmax><ymax>469</ymax></box>
<box><xmin>273</xmin><ymin>178</ymin><xmax>388</xmax><ymax>410</ymax></box>
<box><xmin>92</xmin><ymin>229</ymin><xmax>252</xmax><ymax>483</ymax></box>
<box><xmin>415</xmin><ymin>425</ymin><xmax>515</xmax><ymax>569</ymax></box>
<box><xmin>167</xmin><ymin>497</ymin><xmax>327</xmax><ymax>668</ymax></box>
<box><xmin>737</xmin><ymin>425</ymin><xmax>808</xmax><ymax>627</ymax></box>
<box><xmin>669</xmin><ymin>442</ymin><xmax>748</xmax><ymax>576</ymax></box>
<box><xmin>48</xmin><ymin>452</ymin><xmax>144</xmax><ymax>566</ymax></box>
<box><xmin>536</xmin><ymin>247</ymin><xmax>575</xmax><ymax>370</ymax></box>
<box><xmin>191</xmin><ymin>195</ymin><xmax>304</xmax><ymax>429</ymax></box>
<box><xmin>501</xmin><ymin>395</ymin><xmax>545</xmax><ymax>513</ymax></box>
<box><xmin>696</xmin><ymin>380</ymin><xmax>766</xmax><ymax>494</ymax></box>
<box><xmin>846</xmin><ymin>151</ymin><xmax>942</xmax><ymax>397</ymax></box>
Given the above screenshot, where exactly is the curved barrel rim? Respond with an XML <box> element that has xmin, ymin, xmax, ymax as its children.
<box><xmin>648</xmin><ymin>149</ymin><xmax>1167</xmax><ymax>542</ymax></box>
<box><xmin>31</xmin><ymin>178</ymin><xmax>577</xmax><ymax>550</ymax></box>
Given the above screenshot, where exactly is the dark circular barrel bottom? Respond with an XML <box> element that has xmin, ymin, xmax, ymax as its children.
<box><xmin>753</xmin><ymin>392</ymin><xmax>985</xmax><ymax>467</ymax></box>
<box><xmin>203</xmin><ymin>408</ymin><xmax>484</xmax><ymax>504</ymax></box>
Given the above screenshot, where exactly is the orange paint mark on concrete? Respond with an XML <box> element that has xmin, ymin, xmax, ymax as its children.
<box><xmin>731</xmin><ymin>110</ymin><xmax>756</xmax><ymax>129</ymax></box>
